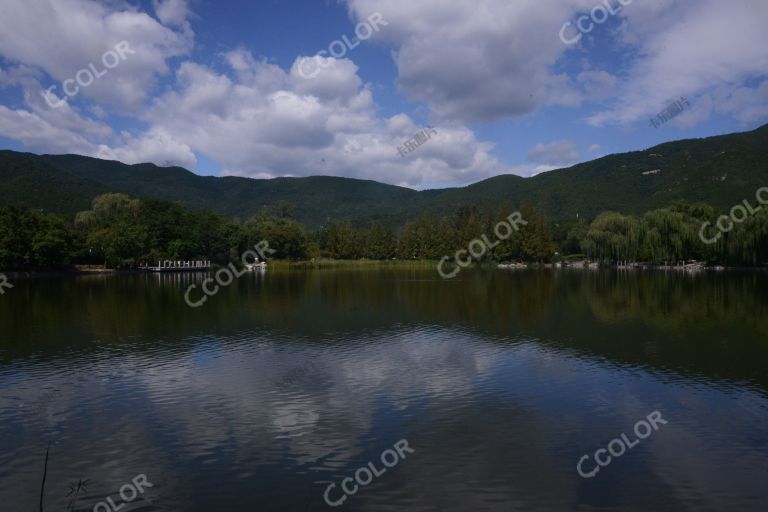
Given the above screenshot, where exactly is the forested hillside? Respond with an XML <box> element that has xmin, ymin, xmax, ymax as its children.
<box><xmin>1</xmin><ymin>123</ymin><xmax>766</xmax><ymax>229</ymax></box>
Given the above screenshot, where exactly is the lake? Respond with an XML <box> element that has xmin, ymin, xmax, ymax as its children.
<box><xmin>1</xmin><ymin>268</ymin><xmax>767</xmax><ymax>511</ymax></box>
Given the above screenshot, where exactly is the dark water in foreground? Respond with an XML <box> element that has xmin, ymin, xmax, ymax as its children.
<box><xmin>1</xmin><ymin>268</ymin><xmax>767</xmax><ymax>512</ymax></box>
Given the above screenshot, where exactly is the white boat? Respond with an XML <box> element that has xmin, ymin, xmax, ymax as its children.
<box><xmin>498</xmin><ymin>262</ymin><xmax>527</xmax><ymax>269</ymax></box>
<box><xmin>245</xmin><ymin>262</ymin><xmax>267</xmax><ymax>271</ymax></box>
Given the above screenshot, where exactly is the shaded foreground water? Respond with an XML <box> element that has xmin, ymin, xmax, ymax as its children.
<box><xmin>1</xmin><ymin>268</ymin><xmax>767</xmax><ymax>511</ymax></box>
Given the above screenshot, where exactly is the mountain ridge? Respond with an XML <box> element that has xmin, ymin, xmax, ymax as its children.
<box><xmin>1</xmin><ymin>123</ymin><xmax>766</xmax><ymax>228</ymax></box>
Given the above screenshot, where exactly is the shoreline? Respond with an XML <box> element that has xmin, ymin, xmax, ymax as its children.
<box><xmin>3</xmin><ymin>259</ymin><xmax>767</xmax><ymax>276</ymax></box>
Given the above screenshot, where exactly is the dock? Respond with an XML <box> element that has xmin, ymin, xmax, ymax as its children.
<box><xmin>139</xmin><ymin>260</ymin><xmax>211</xmax><ymax>272</ymax></box>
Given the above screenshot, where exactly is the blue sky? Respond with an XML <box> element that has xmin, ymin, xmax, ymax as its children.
<box><xmin>0</xmin><ymin>0</ymin><xmax>766</xmax><ymax>189</ymax></box>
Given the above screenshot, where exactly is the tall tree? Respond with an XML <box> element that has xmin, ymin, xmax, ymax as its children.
<box><xmin>518</xmin><ymin>204</ymin><xmax>555</xmax><ymax>263</ymax></box>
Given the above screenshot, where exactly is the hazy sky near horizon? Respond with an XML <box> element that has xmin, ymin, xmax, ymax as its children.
<box><xmin>0</xmin><ymin>0</ymin><xmax>766</xmax><ymax>189</ymax></box>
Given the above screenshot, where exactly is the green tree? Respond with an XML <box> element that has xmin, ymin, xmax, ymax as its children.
<box><xmin>362</xmin><ymin>223</ymin><xmax>396</xmax><ymax>259</ymax></box>
<box><xmin>518</xmin><ymin>204</ymin><xmax>555</xmax><ymax>263</ymax></box>
<box><xmin>323</xmin><ymin>222</ymin><xmax>359</xmax><ymax>259</ymax></box>
<box><xmin>582</xmin><ymin>212</ymin><xmax>640</xmax><ymax>262</ymax></box>
<box><xmin>0</xmin><ymin>206</ymin><xmax>75</xmax><ymax>270</ymax></box>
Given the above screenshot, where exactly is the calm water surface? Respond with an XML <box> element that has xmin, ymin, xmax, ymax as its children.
<box><xmin>1</xmin><ymin>268</ymin><xmax>767</xmax><ymax>511</ymax></box>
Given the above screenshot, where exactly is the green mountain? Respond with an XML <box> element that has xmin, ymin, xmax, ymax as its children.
<box><xmin>2</xmin><ymin>123</ymin><xmax>767</xmax><ymax>228</ymax></box>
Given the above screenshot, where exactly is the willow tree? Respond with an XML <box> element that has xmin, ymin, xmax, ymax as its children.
<box><xmin>582</xmin><ymin>212</ymin><xmax>640</xmax><ymax>262</ymax></box>
<box><xmin>638</xmin><ymin>209</ymin><xmax>695</xmax><ymax>263</ymax></box>
<box><xmin>722</xmin><ymin>208</ymin><xmax>768</xmax><ymax>265</ymax></box>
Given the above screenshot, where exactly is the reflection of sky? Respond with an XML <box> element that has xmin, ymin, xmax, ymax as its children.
<box><xmin>1</xmin><ymin>326</ymin><xmax>767</xmax><ymax>511</ymax></box>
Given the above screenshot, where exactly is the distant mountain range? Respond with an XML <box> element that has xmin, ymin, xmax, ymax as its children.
<box><xmin>2</xmin><ymin>123</ymin><xmax>767</xmax><ymax>228</ymax></box>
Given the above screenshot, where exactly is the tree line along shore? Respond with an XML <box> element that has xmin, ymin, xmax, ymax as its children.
<box><xmin>1</xmin><ymin>193</ymin><xmax>767</xmax><ymax>272</ymax></box>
